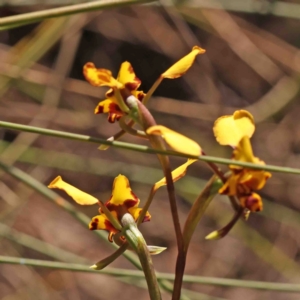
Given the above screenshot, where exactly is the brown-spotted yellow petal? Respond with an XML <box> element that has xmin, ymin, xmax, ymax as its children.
<box><xmin>94</xmin><ymin>99</ymin><xmax>123</xmax><ymax>115</ymax></box>
<box><xmin>107</xmin><ymin>175</ymin><xmax>139</xmax><ymax>208</ymax></box>
<box><xmin>83</xmin><ymin>62</ymin><xmax>122</xmax><ymax>88</ymax></box>
<box><xmin>240</xmin><ymin>193</ymin><xmax>263</xmax><ymax>212</ymax></box>
<box><xmin>133</xmin><ymin>90</ymin><xmax>145</xmax><ymax>101</ymax></box>
<box><xmin>48</xmin><ymin>176</ymin><xmax>98</xmax><ymax>205</ymax></box>
<box><xmin>154</xmin><ymin>159</ymin><xmax>197</xmax><ymax>190</ymax></box>
<box><xmin>128</xmin><ymin>207</ymin><xmax>151</xmax><ymax>222</ymax></box>
<box><xmin>213</xmin><ymin>110</ymin><xmax>255</xmax><ymax>147</ymax></box>
<box><xmin>161</xmin><ymin>46</ymin><xmax>205</xmax><ymax>79</ymax></box>
<box><xmin>147</xmin><ymin>125</ymin><xmax>201</xmax><ymax>156</ymax></box>
<box><xmin>89</xmin><ymin>212</ymin><xmax>119</xmax><ymax>242</ymax></box>
<box><xmin>89</xmin><ymin>214</ymin><xmax>113</xmax><ymax>230</ymax></box>
<box><xmin>117</xmin><ymin>61</ymin><xmax>141</xmax><ymax>91</ymax></box>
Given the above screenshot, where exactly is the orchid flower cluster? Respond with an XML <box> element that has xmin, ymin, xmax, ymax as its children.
<box><xmin>48</xmin><ymin>46</ymin><xmax>271</xmax><ymax>299</ymax></box>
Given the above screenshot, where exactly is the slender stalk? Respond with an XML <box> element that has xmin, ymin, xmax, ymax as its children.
<box><xmin>1</xmin><ymin>256</ymin><xmax>300</xmax><ymax>292</ymax></box>
<box><xmin>142</xmin><ymin>76</ymin><xmax>163</xmax><ymax>105</ymax></box>
<box><xmin>122</xmin><ymin>213</ymin><xmax>161</xmax><ymax>300</ymax></box>
<box><xmin>1</xmin><ymin>121</ymin><xmax>300</xmax><ymax>174</ymax></box>
<box><xmin>127</xmin><ymin>226</ymin><xmax>161</xmax><ymax>300</ymax></box>
<box><xmin>183</xmin><ymin>175</ymin><xmax>220</xmax><ymax>250</ymax></box>
<box><xmin>0</xmin><ymin>0</ymin><xmax>157</xmax><ymax>29</ymax></box>
<box><xmin>134</xmin><ymin>100</ymin><xmax>184</xmax><ymax>300</ymax></box>
<box><xmin>119</xmin><ymin>117</ymin><xmax>147</xmax><ymax>138</ymax></box>
<box><xmin>202</xmin><ymin>151</ymin><xmax>240</xmax><ymax>210</ymax></box>
<box><xmin>137</xmin><ymin>186</ymin><xmax>156</xmax><ymax>226</ymax></box>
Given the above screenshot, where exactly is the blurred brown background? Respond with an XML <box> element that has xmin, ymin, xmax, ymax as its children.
<box><xmin>0</xmin><ymin>1</ymin><xmax>300</xmax><ymax>299</ymax></box>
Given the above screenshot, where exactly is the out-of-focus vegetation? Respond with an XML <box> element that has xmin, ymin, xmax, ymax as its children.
<box><xmin>0</xmin><ymin>1</ymin><xmax>300</xmax><ymax>299</ymax></box>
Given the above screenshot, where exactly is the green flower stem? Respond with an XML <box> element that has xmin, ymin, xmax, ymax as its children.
<box><xmin>121</xmin><ymin>213</ymin><xmax>161</xmax><ymax>300</ymax></box>
<box><xmin>0</xmin><ymin>0</ymin><xmax>157</xmax><ymax>30</ymax></box>
<box><xmin>1</xmin><ymin>120</ymin><xmax>300</xmax><ymax>175</ymax></box>
<box><xmin>1</xmin><ymin>256</ymin><xmax>300</xmax><ymax>293</ymax></box>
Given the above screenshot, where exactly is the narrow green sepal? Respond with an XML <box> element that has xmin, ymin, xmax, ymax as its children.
<box><xmin>183</xmin><ymin>176</ymin><xmax>221</xmax><ymax>250</ymax></box>
<box><xmin>205</xmin><ymin>207</ymin><xmax>244</xmax><ymax>240</ymax></box>
<box><xmin>89</xmin><ymin>243</ymin><xmax>128</xmax><ymax>270</ymax></box>
<box><xmin>147</xmin><ymin>246</ymin><xmax>167</xmax><ymax>255</ymax></box>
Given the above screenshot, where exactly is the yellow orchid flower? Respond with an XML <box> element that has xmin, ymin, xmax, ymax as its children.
<box><xmin>83</xmin><ymin>61</ymin><xmax>144</xmax><ymax>123</ymax></box>
<box><xmin>83</xmin><ymin>46</ymin><xmax>205</xmax><ymax>123</ymax></box>
<box><xmin>214</xmin><ymin>110</ymin><xmax>271</xmax><ymax>212</ymax></box>
<box><xmin>48</xmin><ymin>174</ymin><xmax>151</xmax><ymax>242</ymax></box>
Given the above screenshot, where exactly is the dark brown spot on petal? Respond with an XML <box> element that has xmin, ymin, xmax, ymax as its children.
<box><xmin>128</xmin><ymin>65</ymin><xmax>134</xmax><ymax>73</ymax></box>
<box><xmin>95</xmin><ymin>106</ymin><xmax>104</xmax><ymax>114</ymax></box>
<box><xmin>89</xmin><ymin>222</ymin><xmax>98</xmax><ymax>230</ymax></box>
<box><xmin>124</xmin><ymin>199</ymin><xmax>139</xmax><ymax>208</ymax></box>
<box><xmin>136</xmin><ymin>92</ymin><xmax>145</xmax><ymax>101</ymax></box>
<box><xmin>125</xmin><ymin>82</ymin><xmax>140</xmax><ymax>91</ymax></box>
<box><xmin>109</xmin><ymin>102</ymin><xmax>122</xmax><ymax>113</ymax></box>
<box><xmin>106</xmin><ymin>89</ymin><xmax>114</xmax><ymax>98</ymax></box>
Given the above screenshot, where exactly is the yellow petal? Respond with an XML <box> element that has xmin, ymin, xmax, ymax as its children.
<box><xmin>89</xmin><ymin>214</ymin><xmax>113</xmax><ymax>230</ymax></box>
<box><xmin>128</xmin><ymin>207</ymin><xmax>151</xmax><ymax>222</ymax></box>
<box><xmin>161</xmin><ymin>46</ymin><xmax>205</xmax><ymax>79</ymax></box>
<box><xmin>48</xmin><ymin>176</ymin><xmax>98</xmax><ymax>205</ymax></box>
<box><xmin>218</xmin><ymin>173</ymin><xmax>241</xmax><ymax>196</ymax></box>
<box><xmin>213</xmin><ymin>110</ymin><xmax>255</xmax><ymax>147</ymax></box>
<box><xmin>147</xmin><ymin>125</ymin><xmax>201</xmax><ymax>156</ymax></box>
<box><xmin>107</xmin><ymin>175</ymin><xmax>139</xmax><ymax>208</ymax></box>
<box><xmin>83</xmin><ymin>62</ymin><xmax>122</xmax><ymax>88</ymax></box>
<box><xmin>117</xmin><ymin>61</ymin><xmax>141</xmax><ymax>91</ymax></box>
<box><xmin>239</xmin><ymin>170</ymin><xmax>272</xmax><ymax>191</ymax></box>
<box><xmin>155</xmin><ymin>159</ymin><xmax>197</xmax><ymax>190</ymax></box>
<box><xmin>94</xmin><ymin>99</ymin><xmax>123</xmax><ymax>115</ymax></box>
<box><xmin>232</xmin><ymin>136</ymin><xmax>256</xmax><ymax>163</ymax></box>
<box><xmin>89</xmin><ymin>212</ymin><xmax>120</xmax><ymax>242</ymax></box>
